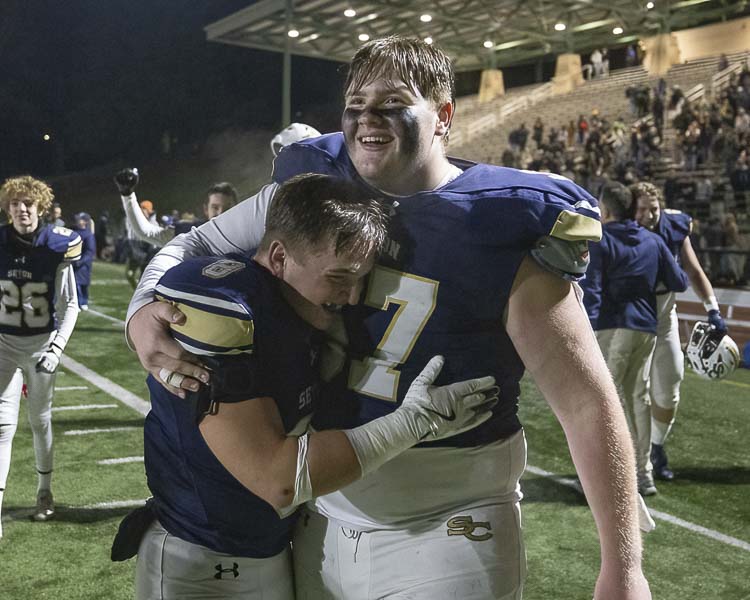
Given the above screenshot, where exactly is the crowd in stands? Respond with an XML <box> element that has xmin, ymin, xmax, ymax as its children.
<box><xmin>503</xmin><ymin>62</ymin><xmax>750</xmax><ymax>287</ymax></box>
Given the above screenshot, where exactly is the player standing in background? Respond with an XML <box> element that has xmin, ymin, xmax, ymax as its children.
<box><xmin>630</xmin><ymin>182</ymin><xmax>728</xmax><ymax>481</ymax></box>
<box><xmin>125</xmin><ymin>37</ymin><xmax>650</xmax><ymax>599</ymax></box>
<box><xmin>115</xmin><ymin>169</ymin><xmax>239</xmax><ymax>245</ymax></box>
<box><xmin>72</xmin><ymin>212</ymin><xmax>96</xmax><ymax>310</ymax></box>
<box><xmin>0</xmin><ymin>176</ymin><xmax>81</xmax><ymax>536</ymax></box>
<box><xmin>581</xmin><ymin>182</ymin><xmax>688</xmax><ymax>496</ymax></box>
<box><xmin>124</xmin><ymin>173</ymin><xmax>496</xmax><ymax>599</ymax></box>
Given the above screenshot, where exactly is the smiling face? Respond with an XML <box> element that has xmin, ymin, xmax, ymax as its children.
<box><xmin>8</xmin><ymin>197</ymin><xmax>40</xmax><ymax>234</ymax></box>
<box><xmin>635</xmin><ymin>195</ymin><xmax>661</xmax><ymax>230</ymax></box>
<box><xmin>342</xmin><ymin>76</ymin><xmax>452</xmax><ymax>195</ymax></box>
<box><xmin>269</xmin><ymin>239</ymin><xmax>376</xmax><ymax>331</ymax></box>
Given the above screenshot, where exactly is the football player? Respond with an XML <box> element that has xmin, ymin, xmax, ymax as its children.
<box><xmin>115</xmin><ymin>169</ymin><xmax>238</xmax><ymax>246</ymax></box>
<box><xmin>72</xmin><ymin>212</ymin><xmax>96</xmax><ymax>310</ymax></box>
<box><xmin>581</xmin><ymin>182</ymin><xmax>688</xmax><ymax>496</ymax></box>
<box><xmin>125</xmin><ymin>38</ymin><xmax>650</xmax><ymax>599</ymax></box>
<box><xmin>630</xmin><ymin>182</ymin><xmax>727</xmax><ymax>481</ymax></box>
<box><xmin>0</xmin><ymin>176</ymin><xmax>81</xmax><ymax>536</ymax></box>
<box><xmin>129</xmin><ymin>173</ymin><xmax>496</xmax><ymax>599</ymax></box>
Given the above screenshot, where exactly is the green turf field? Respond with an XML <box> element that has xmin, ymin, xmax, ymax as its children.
<box><xmin>1</xmin><ymin>261</ymin><xmax>748</xmax><ymax>599</ymax></box>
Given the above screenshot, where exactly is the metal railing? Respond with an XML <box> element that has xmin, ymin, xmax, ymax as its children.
<box><xmin>711</xmin><ymin>52</ymin><xmax>750</xmax><ymax>96</ymax></box>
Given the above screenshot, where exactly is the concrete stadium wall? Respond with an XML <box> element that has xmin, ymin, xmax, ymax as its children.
<box><xmin>673</xmin><ymin>17</ymin><xmax>750</xmax><ymax>63</ymax></box>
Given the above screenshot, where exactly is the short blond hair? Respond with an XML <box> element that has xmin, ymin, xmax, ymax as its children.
<box><xmin>0</xmin><ymin>175</ymin><xmax>55</xmax><ymax>216</ymax></box>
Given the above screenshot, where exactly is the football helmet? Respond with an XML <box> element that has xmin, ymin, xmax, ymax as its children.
<box><xmin>270</xmin><ymin>123</ymin><xmax>321</xmax><ymax>156</ymax></box>
<box><xmin>685</xmin><ymin>321</ymin><xmax>740</xmax><ymax>380</ymax></box>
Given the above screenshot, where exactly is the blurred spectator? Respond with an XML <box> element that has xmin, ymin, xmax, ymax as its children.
<box><xmin>577</xmin><ymin>115</ymin><xmax>589</xmax><ymax>144</ymax></box>
<box><xmin>566</xmin><ymin>120</ymin><xmax>576</xmax><ymax>147</ymax></box>
<box><xmin>601</xmin><ymin>48</ymin><xmax>610</xmax><ymax>77</ymax></box>
<box><xmin>95</xmin><ymin>210</ymin><xmax>111</xmax><ymax>259</ymax></box>
<box><xmin>532</xmin><ymin>117</ymin><xmax>544</xmax><ymax>148</ymax></box>
<box><xmin>47</xmin><ymin>203</ymin><xmax>65</xmax><ymax>227</ymax></box>
<box><xmin>625</xmin><ymin>44</ymin><xmax>637</xmax><ymax>68</ymax></box>
<box><xmin>718</xmin><ymin>53</ymin><xmax>729</xmax><ymax>72</ymax></box>
<box><xmin>508</xmin><ymin>123</ymin><xmax>529</xmax><ymax>153</ymax></box>
<box><xmin>721</xmin><ymin>213</ymin><xmax>745</xmax><ymax>285</ymax></box>
<box><xmin>72</xmin><ymin>212</ymin><xmax>96</xmax><ymax>310</ymax></box>
<box><xmin>591</xmin><ymin>48</ymin><xmax>603</xmax><ymax>78</ymax></box>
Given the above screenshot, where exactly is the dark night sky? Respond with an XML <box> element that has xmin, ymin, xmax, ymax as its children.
<box><xmin>0</xmin><ymin>0</ymin><xmax>550</xmax><ymax>179</ymax></box>
<box><xmin>0</xmin><ymin>0</ymin><xmax>349</xmax><ymax>178</ymax></box>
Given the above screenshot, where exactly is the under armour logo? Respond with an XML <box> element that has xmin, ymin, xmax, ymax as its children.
<box><xmin>446</xmin><ymin>515</ymin><xmax>493</xmax><ymax>542</ymax></box>
<box><xmin>214</xmin><ymin>563</ymin><xmax>239</xmax><ymax>579</ymax></box>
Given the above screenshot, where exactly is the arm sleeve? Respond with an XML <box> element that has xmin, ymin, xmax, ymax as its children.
<box><xmin>121</xmin><ymin>193</ymin><xmax>175</xmax><ymax>247</ymax></box>
<box><xmin>125</xmin><ymin>183</ymin><xmax>277</xmax><ymax>327</ymax></box>
<box><xmin>52</xmin><ymin>263</ymin><xmax>80</xmax><ymax>351</ymax></box>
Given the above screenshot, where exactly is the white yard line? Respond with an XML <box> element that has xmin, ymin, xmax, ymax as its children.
<box><xmin>97</xmin><ymin>456</ymin><xmax>144</xmax><ymax>465</ymax></box>
<box><xmin>60</xmin><ymin>355</ymin><xmax>149</xmax><ymax>416</ymax></box>
<box><xmin>83</xmin><ymin>499</ymin><xmax>148</xmax><ymax>509</ymax></box>
<box><xmin>86</xmin><ymin>307</ymin><xmax>126</xmax><ymax>327</ymax></box>
<box><xmin>64</xmin><ymin>426</ymin><xmax>141</xmax><ymax>436</ymax></box>
<box><xmin>52</xmin><ymin>403</ymin><xmax>117</xmax><ymax>412</ymax></box>
<box><xmin>55</xmin><ymin>386</ymin><xmax>89</xmax><ymax>391</ymax></box>
<box><xmin>525</xmin><ymin>465</ymin><xmax>750</xmax><ymax>552</ymax></box>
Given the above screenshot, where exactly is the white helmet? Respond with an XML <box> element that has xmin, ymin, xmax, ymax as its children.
<box><xmin>685</xmin><ymin>321</ymin><xmax>741</xmax><ymax>380</ymax></box>
<box><xmin>270</xmin><ymin>123</ymin><xmax>321</xmax><ymax>156</ymax></box>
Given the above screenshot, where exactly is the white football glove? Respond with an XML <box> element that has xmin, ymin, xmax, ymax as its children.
<box><xmin>400</xmin><ymin>355</ymin><xmax>498</xmax><ymax>441</ymax></box>
<box><xmin>345</xmin><ymin>355</ymin><xmax>498</xmax><ymax>477</ymax></box>
<box><xmin>35</xmin><ymin>343</ymin><xmax>63</xmax><ymax>374</ymax></box>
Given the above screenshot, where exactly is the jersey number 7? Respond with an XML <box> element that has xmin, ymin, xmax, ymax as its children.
<box><xmin>348</xmin><ymin>266</ymin><xmax>438</xmax><ymax>402</ymax></box>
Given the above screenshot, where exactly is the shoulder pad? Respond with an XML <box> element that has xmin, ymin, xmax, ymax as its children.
<box><xmin>154</xmin><ymin>265</ymin><xmax>254</xmax><ymax>356</ymax></box>
<box><xmin>52</xmin><ymin>225</ymin><xmax>75</xmax><ymax>237</ymax></box>
<box><xmin>531</xmin><ymin>236</ymin><xmax>591</xmax><ymax>281</ymax></box>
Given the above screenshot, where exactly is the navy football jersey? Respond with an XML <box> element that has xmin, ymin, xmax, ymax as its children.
<box><xmin>0</xmin><ymin>223</ymin><xmax>82</xmax><ymax>335</ymax></box>
<box><xmin>145</xmin><ymin>255</ymin><xmax>322</xmax><ymax>558</ymax></box>
<box><xmin>273</xmin><ymin>134</ymin><xmax>602</xmax><ymax>447</ymax></box>
<box><xmin>655</xmin><ymin>209</ymin><xmax>691</xmax><ymax>265</ymax></box>
<box><xmin>581</xmin><ymin>220</ymin><xmax>688</xmax><ymax>335</ymax></box>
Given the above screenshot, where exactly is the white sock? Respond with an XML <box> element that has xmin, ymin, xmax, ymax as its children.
<box><xmin>651</xmin><ymin>419</ymin><xmax>672</xmax><ymax>446</ymax></box>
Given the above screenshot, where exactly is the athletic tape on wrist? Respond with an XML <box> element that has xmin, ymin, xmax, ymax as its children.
<box><xmin>292</xmin><ymin>433</ymin><xmax>313</xmax><ymax>507</ymax></box>
<box><xmin>703</xmin><ymin>295</ymin><xmax>719</xmax><ymax>313</ymax></box>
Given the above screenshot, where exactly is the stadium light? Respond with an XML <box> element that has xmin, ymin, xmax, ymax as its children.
<box><xmin>43</xmin><ymin>134</ymin><xmax>51</xmax><ymax>141</ymax></box>
<box><xmin>288</xmin><ymin>29</ymin><xmax>300</xmax><ymax>38</ymax></box>
<box><xmin>424</xmin><ymin>36</ymin><xmax>433</xmax><ymax>44</ymax></box>
<box><xmin>420</xmin><ymin>14</ymin><xmax>432</xmax><ymax>22</ymax></box>
<box><xmin>344</xmin><ymin>8</ymin><xmax>356</xmax><ymax>17</ymax></box>
<box><xmin>613</xmin><ymin>26</ymin><xmax>624</xmax><ymax>34</ymax></box>
<box><xmin>554</xmin><ymin>22</ymin><xmax>566</xmax><ymax>31</ymax></box>
<box><xmin>483</xmin><ymin>40</ymin><xmax>494</xmax><ymax>49</ymax></box>
<box><xmin>358</xmin><ymin>33</ymin><xmax>370</xmax><ymax>41</ymax></box>
<box><xmin>646</xmin><ymin>1</ymin><xmax>655</xmax><ymax>8</ymax></box>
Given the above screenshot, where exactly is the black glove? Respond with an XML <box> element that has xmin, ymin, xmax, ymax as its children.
<box><xmin>114</xmin><ymin>168</ymin><xmax>139</xmax><ymax>196</ymax></box>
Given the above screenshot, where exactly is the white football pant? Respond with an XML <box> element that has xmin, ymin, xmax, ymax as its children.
<box><xmin>596</xmin><ymin>328</ymin><xmax>657</xmax><ymax>485</ymax></box>
<box><xmin>0</xmin><ymin>332</ymin><xmax>57</xmax><ymax>501</ymax></box>
<box><xmin>295</xmin><ymin>430</ymin><xmax>527</xmax><ymax>599</ymax></box>
<box><xmin>649</xmin><ymin>294</ymin><xmax>684</xmax><ymax>445</ymax></box>
<box><xmin>136</xmin><ymin>520</ymin><xmax>295</xmax><ymax>600</ymax></box>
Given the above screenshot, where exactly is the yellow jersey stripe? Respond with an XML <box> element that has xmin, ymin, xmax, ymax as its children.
<box><xmin>549</xmin><ymin>210</ymin><xmax>602</xmax><ymax>242</ymax></box>
<box><xmin>167</xmin><ymin>300</ymin><xmax>254</xmax><ymax>353</ymax></box>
